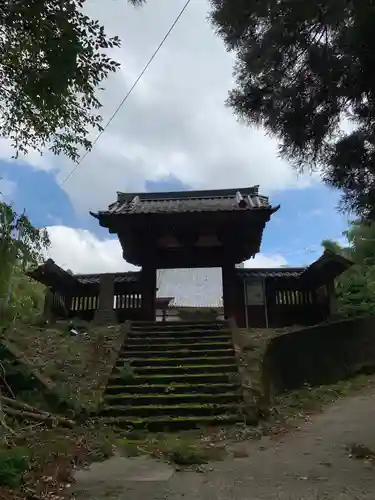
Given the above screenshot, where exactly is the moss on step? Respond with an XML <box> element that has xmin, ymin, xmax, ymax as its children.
<box><xmin>104</xmin><ymin>392</ymin><xmax>240</xmax><ymax>401</ymax></box>
<box><xmin>117</xmin><ymin>356</ymin><xmax>235</xmax><ymax>366</ymax></box>
<box><xmin>105</xmin><ymin>382</ymin><xmax>239</xmax><ymax>394</ymax></box>
<box><xmin>100</xmin><ymin>413</ymin><xmax>244</xmax><ymax>431</ymax></box>
<box><xmin>100</xmin><ymin>403</ymin><xmax>243</xmax><ymax>419</ymax></box>
<box><xmin>127</xmin><ymin>364</ymin><xmax>237</xmax><ymax>376</ymax></box>
<box><xmin>110</xmin><ymin>372</ymin><xmax>235</xmax><ymax>382</ymax></box>
<box><xmin>119</xmin><ymin>349</ymin><xmax>234</xmax><ymax>358</ymax></box>
<box><xmin>126</xmin><ymin>336</ymin><xmax>231</xmax><ymax>345</ymax></box>
<box><xmin>123</xmin><ymin>345</ymin><xmax>233</xmax><ymax>354</ymax></box>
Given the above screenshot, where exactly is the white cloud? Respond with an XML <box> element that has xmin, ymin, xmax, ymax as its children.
<box><xmin>46</xmin><ymin>225</ymin><xmax>138</xmax><ymax>274</ymax></box>
<box><xmin>243</xmin><ymin>254</ymin><xmax>288</xmax><ymax>268</ymax></box>
<box><xmin>46</xmin><ymin>225</ymin><xmax>288</xmax><ymax>306</ymax></box>
<box><xmin>2</xmin><ymin>0</ymin><xmax>317</xmax><ymax>213</ymax></box>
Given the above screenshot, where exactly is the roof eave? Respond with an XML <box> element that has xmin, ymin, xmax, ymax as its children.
<box><xmin>90</xmin><ymin>205</ymin><xmax>279</xmax><ymax>218</ymax></box>
<box><xmin>299</xmin><ymin>249</ymin><xmax>353</xmax><ymax>284</ymax></box>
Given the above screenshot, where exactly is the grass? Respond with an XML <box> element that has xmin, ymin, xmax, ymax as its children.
<box><xmin>269</xmin><ymin>373</ymin><xmax>375</xmax><ymax>432</ymax></box>
<box><xmin>0</xmin><ymin>448</ymin><xmax>29</xmax><ymax>488</ymax></box>
<box><xmin>0</xmin><ymin>422</ymin><xmax>120</xmax><ymax>499</ymax></box>
<box><xmin>4</xmin><ymin>321</ymin><xmax>126</xmax><ymax>412</ymax></box>
<box><xmin>117</xmin><ymin>432</ymin><xmax>226</xmax><ymax>465</ymax></box>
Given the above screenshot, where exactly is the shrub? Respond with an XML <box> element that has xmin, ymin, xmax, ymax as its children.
<box><xmin>0</xmin><ymin>447</ymin><xmax>29</xmax><ymax>487</ymax></box>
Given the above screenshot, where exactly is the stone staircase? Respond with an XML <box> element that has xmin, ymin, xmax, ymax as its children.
<box><xmin>99</xmin><ymin>320</ymin><xmax>246</xmax><ymax>431</ymax></box>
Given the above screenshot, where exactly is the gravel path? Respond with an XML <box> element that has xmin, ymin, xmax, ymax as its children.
<box><xmin>72</xmin><ymin>389</ymin><xmax>375</xmax><ymax>500</ymax></box>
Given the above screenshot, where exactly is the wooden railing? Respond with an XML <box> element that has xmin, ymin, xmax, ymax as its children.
<box><xmin>114</xmin><ymin>293</ymin><xmax>142</xmax><ymax>310</ymax></box>
<box><xmin>266</xmin><ymin>283</ymin><xmax>329</xmax><ymax>327</ymax></box>
<box><xmin>50</xmin><ymin>291</ymin><xmax>143</xmax><ymax>322</ymax></box>
<box><xmin>71</xmin><ymin>295</ymin><xmax>99</xmax><ymax>312</ymax></box>
<box><xmin>50</xmin><ymin>292</ymin><xmax>70</xmax><ymax>318</ymax></box>
<box><xmin>115</xmin><ymin>293</ymin><xmax>143</xmax><ymax>322</ymax></box>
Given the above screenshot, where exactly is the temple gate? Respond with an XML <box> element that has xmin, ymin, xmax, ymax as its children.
<box><xmin>30</xmin><ymin>186</ymin><xmax>353</xmax><ymax>328</ymax></box>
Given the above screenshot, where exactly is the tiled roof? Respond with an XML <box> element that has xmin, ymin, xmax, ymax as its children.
<box><xmin>92</xmin><ymin>186</ymin><xmax>279</xmax><ymax>216</ymax></box>
<box><xmin>75</xmin><ymin>272</ymin><xmax>140</xmax><ymax>285</ymax></box>
<box><xmin>239</xmin><ymin>267</ymin><xmax>305</xmax><ymax>279</ymax></box>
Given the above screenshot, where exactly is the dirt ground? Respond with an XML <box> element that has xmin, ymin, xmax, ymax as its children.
<box><xmin>71</xmin><ymin>388</ymin><xmax>375</xmax><ymax>500</ymax></box>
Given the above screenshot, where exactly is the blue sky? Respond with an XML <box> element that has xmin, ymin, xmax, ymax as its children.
<box><xmin>0</xmin><ymin>157</ymin><xmax>349</xmax><ymax>269</ymax></box>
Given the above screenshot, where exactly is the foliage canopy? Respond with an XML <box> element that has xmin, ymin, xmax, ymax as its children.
<box><xmin>324</xmin><ymin>220</ymin><xmax>375</xmax><ymax>317</ymax></box>
<box><xmin>0</xmin><ymin>0</ymin><xmax>120</xmax><ymax>161</ymax></box>
<box><xmin>210</xmin><ymin>0</ymin><xmax>375</xmax><ymax>219</ymax></box>
<box><xmin>0</xmin><ymin>200</ymin><xmax>49</xmax><ymax>324</ymax></box>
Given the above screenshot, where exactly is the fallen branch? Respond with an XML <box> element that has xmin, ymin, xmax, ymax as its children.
<box><xmin>0</xmin><ymin>386</ymin><xmax>15</xmax><ymax>435</ymax></box>
<box><xmin>0</xmin><ymin>395</ymin><xmax>50</xmax><ymax>416</ymax></box>
<box><xmin>3</xmin><ymin>407</ymin><xmax>75</xmax><ymax>428</ymax></box>
<box><xmin>0</xmin><ymin>359</ymin><xmax>15</xmax><ymax>398</ymax></box>
<box><xmin>0</xmin><ymin>400</ymin><xmax>15</xmax><ymax>435</ymax></box>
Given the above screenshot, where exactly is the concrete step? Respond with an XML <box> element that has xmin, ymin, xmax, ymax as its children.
<box><xmin>108</xmin><ymin>372</ymin><xmax>235</xmax><ymax>385</ymax></box>
<box><xmin>127</xmin><ymin>328</ymin><xmax>232</xmax><ymax>338</ymax></box>
<box><xmin>103</xmin><ymin>392</ymin><xmax>242</xmax><ymax>406</ymax></box>
<box><xmin>122</xmin><ymin>341</ymin><xmax>233</xmax><ymax>352</ymax></box>
<box><xmin>125</xmin><ymin>335</ymin><xmax>231</xmax><ymax>345</ymax></box>
<box><xmin>99</xmin><ymin>414</ymin><xmax>243</xmax><ymax>431</ymax></box>
<box><xmin>99</xmin><ymin>403</ymin><xmax>243</xmax><ymax>418</ymax></box>
<box><xmin>118</xmin><ymin>348</ymin><xmax>235</xmax><ymax>359</ymax></box>
<box><xmin>116</xmin><ymin>356</ymin><xmax>236</xmax><ymax>367</ymax></box>
<box><xmin>131</xmin><ymin>321</ymin><xmax>227</xmax><ymax>331</ymax></box>
<box><xmin>114</xmin><ymin>363</ymin><xmax>237</xmax><ymax>376</ymax></box>
<box><xmin>105</xmin><ymin>382</ymin><xmax>239</xmax><ymax>395</ymax></box>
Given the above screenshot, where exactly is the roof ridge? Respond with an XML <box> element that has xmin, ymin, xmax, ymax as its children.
<box><xmin>116</xmin><ymin>186</ymin><xmax>261</xmax><ymax>202</ymax></box>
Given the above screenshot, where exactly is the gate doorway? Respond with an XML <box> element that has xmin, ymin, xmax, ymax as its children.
<box><xmin>156</xmin><ymin>267</ymin><xmax>223</xmax><ymax>322</ymax></box>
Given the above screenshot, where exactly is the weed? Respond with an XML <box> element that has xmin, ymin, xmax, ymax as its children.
<box><xmin>348</xmin><ymin>443</ymin><xmax>375</xmax><ymax>460</ymax></box>
<box><xmin>158</xmin><ymin>435</ymin><xmax>225</xmax><ymax>465</ymax></box>
<box><xmin>118</xmin><ymin>434</ymin><xmax>226</xmax><ymax>465</ymax></box>
<box><xmin>89</xmin><ymin>437</ymin><xmax>115</xmax><ymax>462</ymax></box>
<box><xmin>124</xmin><ymin>429</ymin><xmax>147</xmax><ymax>441</ymax></box>
<box><xmin>0</xmin><ymin>447</ymin><xmax>29</xmax><ymax>487</ymax></box>
<box><xmin>273</xmin><ymin>374</ymin><xmax>375</xmax><ymax>421</ymax></box>
<box><xmin>168</xmin><ymin>444</ymin><xmax>208</xmax><ymax>465</ymax></box>
<box><xmin>117</xmin><ymin>361</ymin><xmax>135</xmax><ymax>382</ymax></box>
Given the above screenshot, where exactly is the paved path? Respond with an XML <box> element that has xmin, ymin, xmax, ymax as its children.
<box><xmin>72</xmin><ymin>390</ymin><xmax>375</xmax><ymax>499</ymax></box>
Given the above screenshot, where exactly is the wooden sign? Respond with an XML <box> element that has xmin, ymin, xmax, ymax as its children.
<box><xmin>246</xmin><ymin>279</ymin><xmax>264</xmax><ymax>305</ymax></box>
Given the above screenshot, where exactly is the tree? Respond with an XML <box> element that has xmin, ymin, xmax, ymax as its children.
<box><xmin>210</xmin><ymin>1</ymin><xmax>375</xmax><ymax>219</ymax></box>
<box><xmin>0</xmin><ymin>0</ymin><xmax>120</xmax><ymax>161</ymax></box>
<box><xmin>323</xmin><ymin>221</ymin><xmax>375</xmax><ymax>317</ymax></box>
<box><xmin>0</xmin><ymin>202</ymin><xmax>50</xmax><ymax>323</ymax></box>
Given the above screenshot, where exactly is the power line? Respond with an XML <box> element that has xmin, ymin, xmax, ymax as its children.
<box><xmin>58</xmin><ymin>0</ymin><xmax>192</xmax><ymax>189</ymax></box>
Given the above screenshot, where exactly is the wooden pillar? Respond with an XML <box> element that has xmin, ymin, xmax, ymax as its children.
<box><xmin>64</xmin><ymin>294</ymin><xmax>72</xmax><ymax>319</ymax></box>
<box><xmin>94</xmin><ymin>273</ymin><xmax>116</xmax><ymax>325</ymax></box>
<box><xmin>327</xmin><ymin>280</ymin><xmax>339</xmax><ymax>319</ymax></box>
<box><xmin>42</xmin><ymin>287</ymin><xmax>54</xmax><ymax>323</ymax></box>
<box><xmin>141</xmin><ymin>265</ymin><xmax>157</xmax><ymax>322</ymax></box>
<box><xmin>222</xmin><ymin>264</ymin><xmax>243</xmax><ymax>325</ymax></box>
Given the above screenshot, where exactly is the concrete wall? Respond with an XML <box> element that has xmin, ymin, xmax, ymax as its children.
<box><xmin>263</xmin><ymin>316</ymin><xmax>375</xmax><ymax>395</ymax></box>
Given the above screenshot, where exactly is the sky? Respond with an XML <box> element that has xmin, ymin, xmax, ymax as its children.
<box><xmin>0</xmin><ymin>0</ymin><xmax>350</xmax><ymax>306</ymax></box>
